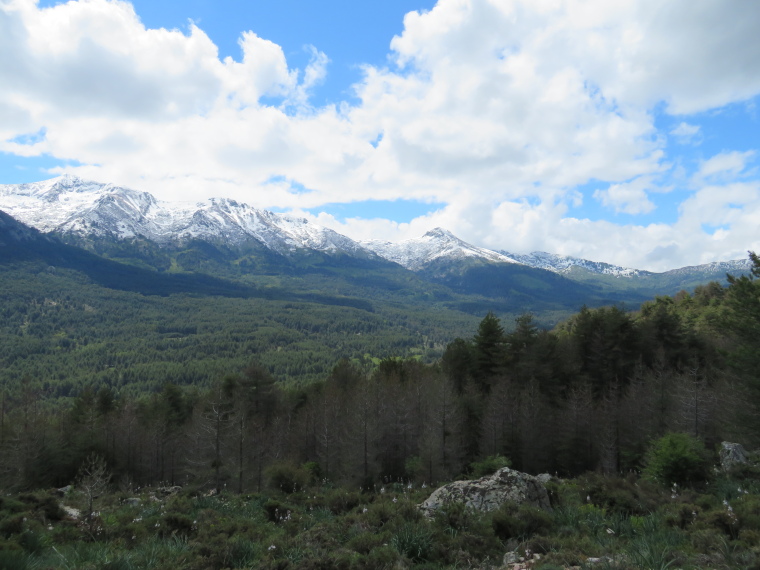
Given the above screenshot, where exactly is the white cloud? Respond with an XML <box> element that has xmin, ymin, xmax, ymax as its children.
<box><xmin>695</xmin><ymin>150</ymin><xmax>755</xmax><ymax>181</ymax></box>
<box><xmin>670</xmin><ymin>122</ymin><xmax>701</xmax><ymax>143</ymax></box>
<box><xmin>1</xmin><ymin>0</ymin><xmax>760</xmax><ymax>271</ymax></box>
<box><xmin>594</xmin><ymin>177</ymin><xmax>656</xmax><ymax>215</ymax></box>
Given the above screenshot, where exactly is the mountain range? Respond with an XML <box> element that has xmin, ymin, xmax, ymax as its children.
<box><xmin>0</xmin><ymin>175</ymin><xmax>752</xmax><ymax>320</ymax></box>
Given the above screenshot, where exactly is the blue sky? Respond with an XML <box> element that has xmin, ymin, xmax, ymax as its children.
<box><xmin>1</xmin><ymin>0</ymin><xmax>760</xmax><ymax>270</ymax></box>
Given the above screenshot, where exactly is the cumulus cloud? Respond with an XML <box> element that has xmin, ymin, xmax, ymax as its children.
<box><xmin>594</xmin><ymin>177</ymin><xmax>656</xmax><ymax>215</ymax></box>
<box><xmin>695</xmin><ymin>150</ymin><xmax>755</xmax><ymax>181</ymax></box>
<box><xmin>670</xmin><ymin>122</ymin><xmax>701</xmax><ymax>144</ymax></box>
<box><xmin>1</xmin><ymin>0</ymin><xmax>760</xmax><ymax>270</ymax></box>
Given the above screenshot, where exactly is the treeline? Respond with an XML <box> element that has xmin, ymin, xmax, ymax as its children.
<box><xmin>1</xmin><ymin>255</ymin><xmax>759</xmax><ymax>493</ymax></box>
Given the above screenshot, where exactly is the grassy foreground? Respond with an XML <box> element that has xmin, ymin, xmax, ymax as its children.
<box><xmin>2</xmin><ymin>460</ymin><xmax>760</xmax><ymax>570</ymax></box>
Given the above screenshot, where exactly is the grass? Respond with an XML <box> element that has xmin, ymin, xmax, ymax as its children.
<box><xmin>2</xmin><ymin>469</ymin><xmax>760</xmax><ymax>569</ymax></box>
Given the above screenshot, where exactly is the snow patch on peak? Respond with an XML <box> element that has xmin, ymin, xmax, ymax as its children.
<box><xmin>363</xmin><ymin>229</ymin><xmax>520</xmax><ymax>271</ymax></box>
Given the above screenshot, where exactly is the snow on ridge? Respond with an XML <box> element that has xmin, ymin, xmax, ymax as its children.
<box><xmin>2</xmin><ymin>176</ymin><xmax>752</xmax><ymax>275</ymax></box>
<box><xmin>362</xmin><ymin>227</ymin><xmax>520</xmax><ymax>271</ymax></box>
<box><xmin>0</xmin><ymin>176</ymin><xmax>376</xmax><ymax>257</ymax></box>
<box><xmin>502</xmin><ymin>250</ymin><xmax>645</xmax><ymax>277</ymax></box>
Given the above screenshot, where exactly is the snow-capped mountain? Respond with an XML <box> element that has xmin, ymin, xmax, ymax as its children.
<box><xmin>0</xmin><ymin>175</ymin><xmax>375</xmax><ymax>258</ymax></box>
<box><xmin>0</xmin><ymin>176</ymin><xmax>752</xmax><ymax>281</ymax></box>
<box><xmin>501</xmin><ymin>250</ymin><xmax>644</xmax><ymax>277</ymax></box>
<box><xmin>362</xmin><ymin>228</ymin><xmax>520</xmax><ymax>271</ymax></box>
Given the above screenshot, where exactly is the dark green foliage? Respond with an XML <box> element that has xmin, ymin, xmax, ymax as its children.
<box><xmin>472</xmin><ymin>311</ymin><xmax>506</xmax><ymax>387</ymax></box>
<box><xmin>577</xmin><ymin>472</ymin><xmax>662</xmax><ymax>515</ymax></box>
<box><xmin>644</xmin><ymin>432</ymin><xmax>709</xmax><ymax>487</ymax></box>
<box><xmin>491</xmin><ymin>502</ymin><xmax>554</xmax><ymax>540</ymax></box>
<box><xmin>469</xmin><ymin>455</ymin><xmax>511</xmax><ymax>478</ymax></box>
<box><xmin>265</xmin><ymin>462</ymin><xmax>310</xmax><ymax>494</ymax></box>
<box><xmin>390</xmin><ymin>522</ymin><xmax>433</xmax><ymax>562</ymax></box>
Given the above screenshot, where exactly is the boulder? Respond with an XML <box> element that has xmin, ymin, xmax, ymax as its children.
<box><xmin>720</xmin><ymin>442</ymin><xmax>748</xmax><ymax>471</ymax></box>
<box><xmin>419</xmin><ymin>467</ymin><xmax>551</xmax><ymax>517</ymax></box>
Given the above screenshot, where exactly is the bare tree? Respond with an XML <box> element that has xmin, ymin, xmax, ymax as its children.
<box><xmin>75</xmin><ymin>452</ymin><xmax>111</xmax><ymax>537</ymax></box>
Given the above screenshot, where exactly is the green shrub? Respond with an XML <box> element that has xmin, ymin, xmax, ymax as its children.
<box><xmin>346</xmin><ymin>530</ymin><xmax>385</xmax><ymax>554</ymax></box>
<box><xmin>0</xmin><ymin>514</ymin><xmax>25</xmax><ymax>537</ymax></box>
<box><xmin>302</xmin><ymin>461</ymin><xmax>322</xmax><ymax>483</ymax></box>
<box><xmin>364</xmin><ymin>545</ymin><xmax>400</xmax><ymax>569</ymax></box>
<box><xmin>491</xmin><ymin>503</ymin><xmax>553</xmax><ymax>540</ymax></box>
<box><xmin>162</xmin><ymin>512</ymin><xmax>194</xmax><ymax>536</ymax></box>
<box><xmin>577</xmin><ymin>472</ymin><xmax>661</xmax><ymax>515</ymax></box>
<box><xmin>0</xmin><ymin>550</ymin><xmax>29</xmax><ymax>570</ymax></box>
<box><xmin>643</xmin><ymin>432</ymin><xmax>709</xmax><ymax>487</ymax></box>
<box><xmin>390</xmin><ymin>522</ymin><xmax>433</xmax><ymax>562</ymax></box>
<box><xmin>469</xmin><ymin>455</ymin><xmax>511</xmax><ymax>478</ymax></box>
<box><xmin>734</xmin><ymin>494</ymin><xmax>760</xmax><ymax>531</ymax></box>
<box><xmin>661</xmin><ymin>502</ymin><xmax>701</xmax><ymax>529</ymax></box>
<box><xmin>265</xmin><ymin>461</ymin><xmax>310</xmax><ymax>494</ymax></box>
<box><xmin>324</xmin><ymin>488</ymin><xmax>362</xmax><ymax>515</ymax></box>
<box><xmin>404</xmin><ymin>456</ymin><xmax>424</xmax><ymax>482</ymax></box>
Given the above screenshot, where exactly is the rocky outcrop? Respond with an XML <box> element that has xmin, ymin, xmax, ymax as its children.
<box><xmin>720</xmin><ymin>442</ymin><xmax>749</xmax><ymax>471</ymax></box>
<box><xmin>419</xmin><ymin>467</ymin><xmax>551</xmax><ymax>517</ymax></box>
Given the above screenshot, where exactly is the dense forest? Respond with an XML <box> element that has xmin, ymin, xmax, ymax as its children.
<box><xmin>2</xmin><ymin>253</ymin><xmax>758</xmax><ymax>493</ymax></box>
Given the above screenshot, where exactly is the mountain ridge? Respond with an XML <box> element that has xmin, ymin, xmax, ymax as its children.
<box><xmin>0</xmin><ymin>175</ymin><xmax>752</xmax><ymax>282</ymax></box>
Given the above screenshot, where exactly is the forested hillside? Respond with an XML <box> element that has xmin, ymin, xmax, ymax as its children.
<box><xmin>0</xmin><ymin>262</ymin><xmax>479</xmax><ymax>395</ymax></box>
<box><xmin>2</xmin><ymin>253</ymin><xmax>758</xmax><ymax>493</ymax></box>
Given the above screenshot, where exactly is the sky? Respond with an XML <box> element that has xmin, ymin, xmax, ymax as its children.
<box><xmin>1</xmin><ymin>0</ymin><xmax>760</xmax><ymax>271</ymax></box>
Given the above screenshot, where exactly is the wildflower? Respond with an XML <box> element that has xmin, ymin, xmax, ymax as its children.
<box><xmin>268</xmin><ymin>545</ymin><xmax>276</xmax><ymax>551</ymax></box>
<box><xmin>392</xmin><ymin>497</ymin><xmax>398</xmax><ymax>503</ymax></box>
<box><xmin>380</xmin><ymin>487</ymin><xmax>386</xmax><ymax>494</ymax></box>
<box><xmin>606</xmin><ymin>528</ymin><xmax>615</xmax><ymax>535</ymax></box>
<box><xmin>421</xmin><ymin>483</ymin><xmax>427</xmax><ymax>489</ymax></box>
<box><xmin>362</xmin><ymin>507</ymin><xmax>368</xmax><ymax>513</ymax></box>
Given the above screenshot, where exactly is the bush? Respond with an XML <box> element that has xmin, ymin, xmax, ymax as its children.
<box><xmin>577</xmin><ymin>472</ymin><xmax>661</xmax><ymax>515</ymax></box>
<box><xmin>469</xmin><ymin>455</ymin><xmax>511</xmax><ymax>478</ymax></box>
<box><xmin>643</xmin><ymin>432</ymin><xmax>709</xmax><ymax>487</ymax></box>
<box><xmin>265</xmin><ymin>461</ymin><xmax>311</xmax><ymax>494</ymax></box>
<box><xmin>390</xmin><ymin>522</ymin><xmax>433</xmax><ymax>562</ymax></box>
<box><xmin>491</xmin><ymin>503</ymin><xmax>553</xmax><ymax>540</ymax></box>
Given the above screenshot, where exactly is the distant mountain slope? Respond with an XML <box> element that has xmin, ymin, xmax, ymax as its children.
<box><xmin>0</xmin><ymin>209</ymin><xmax>378</xmax><ymax>310</ymax></box>
<box><xmin>501</xmin><ymin>249</ymin><xmax>752</xmax><ymax>285</ymax></box>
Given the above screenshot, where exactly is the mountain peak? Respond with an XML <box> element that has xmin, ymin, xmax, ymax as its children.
<box><xmin>423</xmin><ymin>227</ymin><xmax>456</xmax><ymax>240</ymax></box>
<box><xmin>0</xmin><ymin>176</ymin><xmax>379</xmax><ymax>259</ymax></box>
<box><xmin>362</xmin><ymin>229</ymin><xmax>519</xmax><ymax>271</ymax></box>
